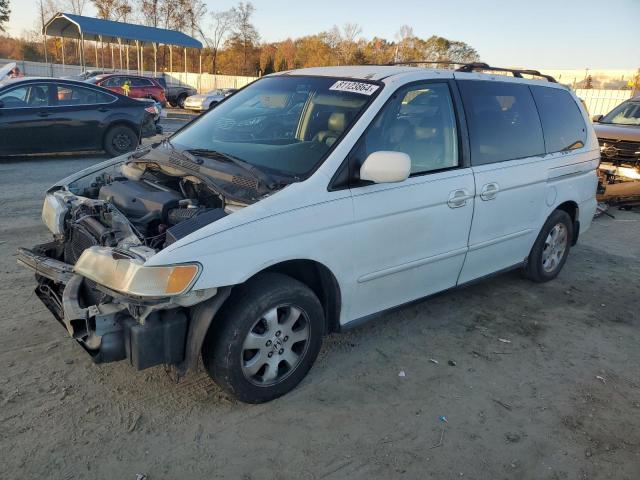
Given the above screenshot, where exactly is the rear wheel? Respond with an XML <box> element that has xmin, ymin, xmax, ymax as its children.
<box><xmin>202</xmin><ymin>273</ymin><xmax>325</xmax><ymax>403</ymax></box>
<box><xmin>177</xmin><ymin>93</ymin><xmax>187</xmax><ymax>109</ymax></box>
<box><xmin>524</xmin><ymin>210</ymin><xmax>573</xmax><ymax>282</ymax></box>
<box><xmin>104</xmin><ymin>125</ymin><xmax>138</xmax><ymax>157</ymax></box>
<box><xmin>208</xmin><ymin>101</ymin><xmax>218</xmax><ymax>110</ymax></box>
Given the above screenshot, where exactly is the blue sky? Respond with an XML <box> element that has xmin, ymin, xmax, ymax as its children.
<box><xmin>7</xmin><ymin>0</ymin><xmax>640</xmax><ymax>68</ymax></box>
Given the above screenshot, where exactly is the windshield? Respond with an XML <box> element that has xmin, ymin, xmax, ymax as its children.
<box><xmin>170</xmin><ymin>76</ymin><xmax>380</xmax><ymax>177</ymax></box>
<box><xmin>601</xmin><ymin>101</ymin><xmax>640</xmax><ymax>126</ymax></box>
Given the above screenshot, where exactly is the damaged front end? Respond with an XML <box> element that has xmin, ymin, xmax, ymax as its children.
<box><xmin>17</xmin><ymin>146</ymin><xmax>267</xmax><ymax>372</ymax></box>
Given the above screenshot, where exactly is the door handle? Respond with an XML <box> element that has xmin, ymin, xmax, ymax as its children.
<box><xmin>98</xmin><ymin>107</ymin><xmax>109</xmax><ymax>112</ymax></box>
<box><xmin>480</xmin><ymin>182</ymin><xmax>500</xmax><ymax>201</ymax></box>
<box><xmin>448</xmin><ymin>189</ymin><xmax>472</xmax><ymax>209</ymax></box>
<box><xmin>37</xmin><ymin>112</ymin><xmax>50</xmax><ymax>117</ymax></box>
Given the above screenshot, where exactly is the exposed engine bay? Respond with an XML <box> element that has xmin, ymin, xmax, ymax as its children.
<box><xmin>53</xmin><ymin>158</ymin><xmax>251</xmax><ymax>267</ymax></box>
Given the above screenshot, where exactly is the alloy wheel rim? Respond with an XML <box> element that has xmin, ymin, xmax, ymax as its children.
<box><xmin>241</xmin><ymin>305</ymin><xmax>310</xmax><ymax>386</ymax></box>
<box><xmin>542</xmin><ymin>223</ymin><xmax>568</xmax><ymax>273</ymax></box>
<box><xmin>113</xmin><ymin>132</ymin><xmax>132</xmax><ymax>151</ymax></box>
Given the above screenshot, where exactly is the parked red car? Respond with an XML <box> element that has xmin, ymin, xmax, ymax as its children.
<box><xmin>87</xmin><ymin>74</ymin><xmax>167</xmax><ymax>105</ymax></box>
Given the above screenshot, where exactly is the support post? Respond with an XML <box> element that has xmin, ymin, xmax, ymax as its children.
<box><xmin>169</xmin><ymin>45</ymin><xmax>173</xmax><ymax>73</ymax></box>
<box><xmin>99</xmin><ymin>35</ymin><xmax>104</xmax><ymax>69</ymax></box>
<box><xmin>110</xmin><ymin>43</ymin><xmax>114</xmax><ymax>70</ymax></box>
<box><xmin>94</xmin><ymin>40</ymin><xmax>99</xmax><ymax>68</ymax></box>
<box><xmin>126</xmin><ymin>44</ymin><xmax>130</xmax><ymax>72</ymax></box>
<box><xmin>199</xmin><ymin>52</ymin><xmax>202</xmax><ymax>93</ymax></box>
<box><xmin>118</xmin><ymin>39</ymin><xmax>123</xmax><ymax>71</ymax></box>
<box><xmin>184</xmin><ymin>47</ymin><xmax>187</xmax><ymax>82</ymax></box>
<box><xmin>43</xmin><ymin>32</ymin><xmax>48</xmax><ymax>64</ymax></box>
<box><xmin>61</xmin><ymin>37</ymin><xmax>65</xmax><ymax>74</ymax></box>
<box><xmin>140</xmin><ymin>42</ymin><xmax>144</xmax><ymax>74</ymax></box>
<box><xmin>80</xmin><ymin>34</ymin><xmax>86</xmax><ymax>72</ymax></box>
<box><xmin>135</xmin><ymin>40</ymin><xmax>140</xmax><ymax>74</ymax></box>
<box><xmin>153</xmin><ymin>43</ymin><xmax>157</xmax><ymax>77</ymax></box>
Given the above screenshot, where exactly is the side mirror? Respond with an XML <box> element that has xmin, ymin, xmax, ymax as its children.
<box><xmin>592</xmin><ymin>114</ymin><xmax>603</xmax><ymax>123</ymax></box>
<box><xmin>360</xmin><ymin>151</ymin><xmax>411</xmax><ymax>184</ymax></box>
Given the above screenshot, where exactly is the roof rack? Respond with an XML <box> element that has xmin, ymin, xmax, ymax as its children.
<box><xmin>384</xmin><ymin>61</ymin><xmax>557</xmax><ymax>83</ymax></box>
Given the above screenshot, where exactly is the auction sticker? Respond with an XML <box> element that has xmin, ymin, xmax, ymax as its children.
<box><xmin>329</xmin><ymin>80</ymin><xmax>379</xmax><ymax>95</ymax></box>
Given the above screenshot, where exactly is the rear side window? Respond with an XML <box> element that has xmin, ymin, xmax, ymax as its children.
<box><xmin>531</xmin><ymin>86</ymin><xmax>586</xmax><ymax>152</ymax></box>
<box><xmin>56</xmin><ymin>85</ymin><xmax>114</xmax><ymax>105</ymax></box>
<box><xmin>458</xmin><ymin>80</ymin><xmax>545</xmax><ymax>165</ymax></box>
<box><xmin>101</xmin><ymin>77</ymin><xmax>123</xmax><ymax>87</ymax></box>
<box><xmin>130</xmin><ymin>78</ymin><xmax>153</xmax><ymax>87</ymax></box>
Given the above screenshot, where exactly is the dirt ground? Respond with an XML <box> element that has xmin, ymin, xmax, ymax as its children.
<box><xmin>1</xmin><ymin>152</ymin><xmax>639</xmax><ymax>480</ymax></box>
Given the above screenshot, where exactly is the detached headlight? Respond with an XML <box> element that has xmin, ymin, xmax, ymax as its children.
<box><xmin>74</xmin><ymin>246</ymin><xmax>200</xmax><ymax>297</ymax></box>
<box><xmin>42</xmin><ymin>193</ymin><xmax>68</xmax><ymax>236</ymax></box>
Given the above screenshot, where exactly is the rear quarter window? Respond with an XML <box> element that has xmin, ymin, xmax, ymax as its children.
<box><xmin>530</xmin><ymin>86</ymin><xmax>587</xmax><ymax>152</ymax></box>
<box><xmin>458</xmin><ymin>80</ymin><xmax>545</xmax><ymax>165</ymax></box>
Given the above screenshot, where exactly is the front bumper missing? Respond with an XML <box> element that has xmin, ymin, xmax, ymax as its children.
<box><xmin>17</xmin><ymin>247</ymin><xmax>188</xmax><ymax>369</ymax></box>
<box><xmin>17</xmin><ymin>247</ymin><xmax>74</xmax><ymax>285</ymax></box>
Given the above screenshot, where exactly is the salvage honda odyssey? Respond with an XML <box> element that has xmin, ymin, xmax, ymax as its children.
<box><xmin>18</xmin><ymin>64</ymin><xmax>599</xmax><ymax>403</ymax></box>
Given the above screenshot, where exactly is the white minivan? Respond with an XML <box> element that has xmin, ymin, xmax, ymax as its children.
<box><xmin>19</xmin><ymin>64</ymin><xmax>599</xmax><ymax>403</ymax></box>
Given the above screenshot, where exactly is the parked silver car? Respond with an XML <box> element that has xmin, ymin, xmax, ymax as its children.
<box><xmin>183</xmin><ymin>88</ymin><xmax>237</xmax><ymax>111</ymax></box>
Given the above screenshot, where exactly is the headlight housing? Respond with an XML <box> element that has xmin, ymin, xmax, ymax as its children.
<box><xmin>42</xmin><ymin>192</ymin><xmax>68</xmax><ymax>236</ymax></box>
<box><xmin>74</xmin><ymin>246</ymin><xmax>200</xmax><ymax>297</ymax></box>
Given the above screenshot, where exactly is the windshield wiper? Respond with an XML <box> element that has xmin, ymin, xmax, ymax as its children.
<box><xmin>186</xmin><ymin>148</ymin><xmax>280</xmax><ymax>190</ymax></box>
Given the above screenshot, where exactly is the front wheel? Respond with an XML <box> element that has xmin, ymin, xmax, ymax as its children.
<box><xmin>104</xmin><ymin>125</ymin><xmax>138</xmax><ymax>157</ymax></box>
<box><xmin>202</xmin><ymin>273</ymin><xmax>325</xmax><ymax>403</ymax></box>
<box><xmin>524</xmin><ymin>209</ymin><xmax>573</xmax><ymax>282</ymax></box>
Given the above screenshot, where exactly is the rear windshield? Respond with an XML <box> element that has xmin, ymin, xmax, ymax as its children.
<box><xmin>170</xmin><ymin>76</ymin><xmax>380</xmax><ymax>177</ymax></box>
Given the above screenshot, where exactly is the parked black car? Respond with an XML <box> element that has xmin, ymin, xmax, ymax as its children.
<box><xmin>153</xmin><ymin>77</ymin><xmax>196</xmax><ymax>109</ymax></box>
<box><xmin>0</xmin><ymin>77</ymin><xmax>158</xmax><ymax>157</ymax></box>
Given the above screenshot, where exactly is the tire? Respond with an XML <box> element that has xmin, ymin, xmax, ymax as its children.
<box><xmin>208</xmin><ymin>101</ymin><xmax>218</xmax><ymax>110</ymax></box>
<box><xmin>104</xmin><ymin>125</ymin><xmax>138</xmax><ymax>157</ymax></box>
<box><xmin>202</xmin><ymin>273</ymin><xmax>325</xmax><ymax>403</ymax></box>
<box><xmin>177</xmin><ymin>94</ymin><xmax>187</xmax><ymax>109</ymax></box>
<box><xmin>524</xmin><ymin>209</ymin><xmax>573</xmax><ymax>283</ymax></box>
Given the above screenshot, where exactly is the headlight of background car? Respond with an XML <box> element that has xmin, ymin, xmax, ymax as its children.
<box><xmin>42</xmin><ymin>193</ymin><xmax>68</xmax><ymax>236</ymax></box>
<box><xmin>74</xmin><ymin>246</ymin><xmax>201</xmax><ymax>297</ymax></box>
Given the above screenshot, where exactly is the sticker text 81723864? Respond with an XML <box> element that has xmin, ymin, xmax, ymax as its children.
<box><xmin>329</xmin><ymin>80</ymin><xmax>379</xmax><ymax>96</ymax></box>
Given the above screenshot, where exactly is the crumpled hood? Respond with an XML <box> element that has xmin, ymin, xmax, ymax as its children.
<box><xmin>593</xmin><ymin>123</ymin><xmax>640</xmax><ymax>142</ymax></box>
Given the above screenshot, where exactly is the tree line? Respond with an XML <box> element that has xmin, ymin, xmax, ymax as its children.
<box><xmin>0</xmin><ymin>1</ymin><xmax>480</xmax><ymax>76</ymax></box>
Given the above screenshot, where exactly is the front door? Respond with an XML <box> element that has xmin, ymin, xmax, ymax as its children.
<box><xmin>0</xmin><ymin>82</ymin><xmax>55</xmax><ymax>155</ymax></box>
<box><xmin>345</xmin><ymin>81</ymin><xmax>475</xmax><ymax>320</ymax></box>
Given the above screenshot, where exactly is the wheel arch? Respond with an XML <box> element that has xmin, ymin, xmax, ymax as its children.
<box><xmin>248</xmin><ymin>259</ymin><xmax>342</xmax><ymax>334</ymax></box>
<box><xmin>555</xmin><ymin>200</ymin><xmax>580</xmax><ymax>245</ymax></box>
<box><xmin>104</xmin><ymin>119</ymin><xmax>140</xmax><ymax>139</ymax></box>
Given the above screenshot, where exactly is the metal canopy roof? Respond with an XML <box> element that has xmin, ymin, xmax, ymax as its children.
<box><xmin>43</xmin><ymin>13</ymin><xmax>203</xmax><ymax>48</ymax></box>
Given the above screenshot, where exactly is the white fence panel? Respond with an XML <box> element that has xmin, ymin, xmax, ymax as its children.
<box><xmin>0</xmin><ymin>58</ymin><xmax>258</xmax><ymax>93</ymax></box>
<box><xmin>3</xmin><ymin>59</ymin><xmax>632</xmax><ymax>112</ymax></box>
<box><xmin>0</xmin><ymin>58</ymin><xmax>84</xmax><ymax>77</ymax></box>
<box><xmin>575</xmin><ymin>89</ymin><xmax>633</xmax><ymax>116</ymax></box>
<box><xmin>163</xmin><ymin>72</ymin><xmax>257</xmax><ymax>92</ymax></box>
